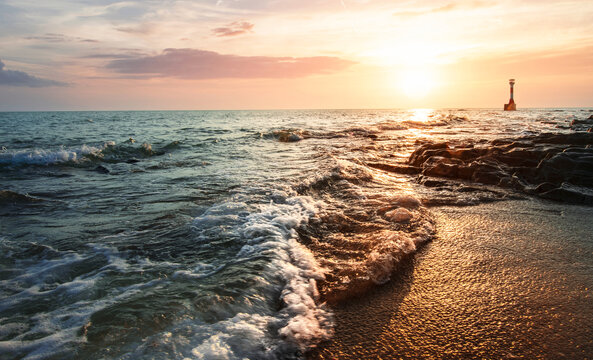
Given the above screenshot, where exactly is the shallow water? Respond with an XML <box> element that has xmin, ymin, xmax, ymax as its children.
<box><xmin>1</xmin><ymin>108</ymin><xmax>592</xmax><ymax>359</ymax></box>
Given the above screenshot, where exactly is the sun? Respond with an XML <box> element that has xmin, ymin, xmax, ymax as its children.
<box><xmin>398</xmin><ymin>68</ymin><xmax>436</xmax><ymax>98</ymax></box>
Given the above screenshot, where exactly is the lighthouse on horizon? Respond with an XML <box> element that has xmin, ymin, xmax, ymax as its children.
<box><xmin>504</xmin><ymin>78</ymin><xmax>517</xmax><ymax>111</ymax></box>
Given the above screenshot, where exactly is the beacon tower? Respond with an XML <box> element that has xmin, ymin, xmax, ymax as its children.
<box><xmin>504</xmin><ymin>79</ymin><xmax>516</xmax><ymax>111</ymax></box>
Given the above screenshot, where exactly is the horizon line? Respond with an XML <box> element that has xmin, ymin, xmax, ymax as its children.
<box><xmin>1</xmin><ymin>106</ymin><xmax>592</xmax><ymax>113</ymax></box>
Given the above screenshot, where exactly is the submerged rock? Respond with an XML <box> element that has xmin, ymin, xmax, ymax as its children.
<box><xmin>0</xmin><ymin>190</ymin><xmax>43</xmax><ymax>204</ymax></box>
<box><xmin>571</xmin><ymin>115</ymin><xmax>593</xmax><ymax>131</ymax></box>
<box><xmin>272</xmin><ymin>129</ymin><xmax>308</xmax><ymax>142</ymax></box>
<box><xmin>94</xmin><ymin>165</ymin><xmax>110</xmax><ymax>174</ymax></box>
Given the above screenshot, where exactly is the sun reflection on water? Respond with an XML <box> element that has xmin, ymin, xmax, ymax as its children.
<box><xmin>409</xmin><ymin>108</ymin><xmax>436</xmax><ymax>123</ymax></box>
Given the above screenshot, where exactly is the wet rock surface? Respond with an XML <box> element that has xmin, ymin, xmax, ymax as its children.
<box><xmin>570</xmin><ymin>114</ymin><xmax>593</xmax><ymax>132</ymax></box>
<box><xmin>403</xmin><ymin>132</ymin><xmax>593</xmax><ymax>205</ymax></box>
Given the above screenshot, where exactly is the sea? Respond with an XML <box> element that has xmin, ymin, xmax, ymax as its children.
<box><xmin>1</xmin><ymin>109</ymin><xmax>592</xmax><ymax>359</ymax></box>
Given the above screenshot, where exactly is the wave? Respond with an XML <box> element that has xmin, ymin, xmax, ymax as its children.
<box><xmin>174</xmin><ymin>192</ymin><xmax>333</xmax><ymax>358</ymax></box>
<box><xmin>0</xmin><ymin>241</ymin><xmax>152</xmax><ymax>359</ymax></box>
<box><xmin>0</xmin><ymin>190</ymin><xmax>44</xmax><ymax>204</ymax></box>
<box><xmin>401</xmin><ymin>113</ymin><xmax>468</xmax><ymax>128</ymax></box>
<box><xmin>260</xmin><ymin>127</ymin><xmax>382</xmax><ymax>143</ymax></box>
<box><xmin>0</xmin><ymin>189</ymin><xmax>333</xmax><ymax>359</ymax></box>
<box><xmin>295</xmin><ymin>158</ymin><xmax>434</xmax><ymax>303</ymax></box>
<box><xmin>0</xmin><ymin>143</ymin><xmax>108</xmax><ymax>166</ymax></box>
<box><xmin>0</xmin><ymin>140</ymin><xmax>178</xmax><ymax>167</ymax></box>
<box><xmin>261</xmin><ymin>115</ymin><xmax>466</xmax><ymax>146</ymax></box>
<box><xmin>261</xmin><ymin>129</ymin><xmax>310</xmax><ymax>142</ymax></box>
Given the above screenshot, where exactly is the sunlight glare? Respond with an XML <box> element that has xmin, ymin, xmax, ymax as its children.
<box><xmin>409</xmin><ymin>108</ymin><xmax>435</xmax><ymax>122</ymax></box>
<box><xmin>398</xmin><ymin>69</ymin><xmax>436</xmax><ymax>98</ymax></box>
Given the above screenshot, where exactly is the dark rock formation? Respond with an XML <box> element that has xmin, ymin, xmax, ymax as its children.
<box><xmin>405</xmin><ymin>133</ymin><xmax>593</xmax><ymax>205</ymax></box>
<box><xmin>570</xmin><ymin>115</ymin><xmax>593</xmax><ymax>131</ymax></box>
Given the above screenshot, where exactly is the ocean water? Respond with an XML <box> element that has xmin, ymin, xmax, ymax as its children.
<box><xmin>0</xmin><ymin>109</ymin><xmax>592</xmax><ymax>359</ymax></box>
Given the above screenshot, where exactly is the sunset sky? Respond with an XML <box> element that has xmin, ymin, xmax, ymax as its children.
<box><xmin>1</xmin><ymin>0</ymin><xmax>592</xmax><ymax>110</ymax></box>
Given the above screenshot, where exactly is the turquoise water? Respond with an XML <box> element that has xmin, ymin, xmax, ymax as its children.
<box><xmin>0</xmin><ymin>109</ymin><xmax>591</xmax><ymax>359</ymax></box>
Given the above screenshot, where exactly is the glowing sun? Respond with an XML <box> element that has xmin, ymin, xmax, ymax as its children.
<box><xmin>398</xmin><ymin>69</ymin><xmax>436</xmax><ymax>98</ymax></box>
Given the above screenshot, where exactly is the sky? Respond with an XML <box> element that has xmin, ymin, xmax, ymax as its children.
<box><xmin>0</xmin><ymin>0</ymin><xmax>592</xmax><ymax>110</ymax></box>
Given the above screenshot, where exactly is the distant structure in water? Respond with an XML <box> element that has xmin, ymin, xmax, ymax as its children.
<box><xmin>504</xmin><ymin>78</ymin><xmax>516</xmax><ymax>111</ymax></box>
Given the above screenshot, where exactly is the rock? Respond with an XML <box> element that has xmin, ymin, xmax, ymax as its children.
<box><xmin>541</xmin><ymin>153</ymin><xmax>577</xmax><ymax>172</ymax></box>
<box><xmin>419</xmin><ymin>177</ymin><xmax>450</xmax><ymax>187</ymax></box>
<box><xmin>366</xmin><ymin>162</ymin><xmax>421</xmax><ymax>174</ymax></box>
<box><xmin>492</xmin><ymin>150</ymin><xmax>541</xmax><ymax>167</ymax></box>
<box><xmin>384</xmin><ymin>208</ymin><xmax>413</xmax><ymax>223</ymax></box>
<box><xmin>392</xmin><ymin>195</ymin><xmax>422</xmax><ymax>209</ymax></box>
<box><xmin>408</xmin><ymin>142</ymin><xmax>450</xmax><ymax>167</ymax></box>
<box><xmin>407</xmin><ymin>132</ymin><xmax>593</xmax><ymax>205</ymax></box>
<box><xmin>447</xmin><ymin>147</ymin><xmax>486</xmax><ymax>161</ymax></box>
<box><xmin>570</xmin><ymin>117</ymin><xmax>593</xmax><ymax>131</ymax></box>
<box><xmin>94</xmin><ymin>165</ymin><xmax>110</xmax><ymax>174</ymax></box>
<box><xmin>533</xmin><ymin>182</ymin><xmax>557</xmax><ymax>193</ymax></box>
<box><xmin>423</xmin><ymin>160</ymin><xmax>460</xmax><ymax>178</ymax></box>
<box><xmin>540</xmin><ymin>186</ymin><xmax>593</xmax><ymax>205</ymax></box>
<box><xmin>288</xmin><ymin>134</ymin><xmax>302</xmax><ymax>142</ymax></box>
<box><xmin>471</xmin><ymin>170</ymin><xmax>504</xmax><ymax>185</ymax></box>
<box><xmin>529</xmin><ymin>132</ymin><xmax>593</xmax><ymax>145</ymax></box>
<box><xmin>273</xmin><ymin>130</ymin><xmax>306</xmax><ymax>142</ymax></box>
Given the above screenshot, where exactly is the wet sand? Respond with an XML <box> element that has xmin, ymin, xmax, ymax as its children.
<box><xmin>310</xmin><ymin>199</ymin><xmax>593</xmax><ymax>359</ymax></box>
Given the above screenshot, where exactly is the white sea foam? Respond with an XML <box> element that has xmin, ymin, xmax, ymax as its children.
<box><xmin>0</xmin><ymin>143</ymin><xmax>111</xmax><ymax>166</ymax></box>
<box><xmin>365</xmin><ymin>221</ymin><xmax>434</xmax><ymax>285</ymax></box>
<box><xmin>117</xmin><ymin>192</ymin><xmax>333</xmax><ymax>359</ymax></box>
<box><xmin>0</xmin><ymin>243</ymin><xmax>161</xmax><ymax>359</ymax></box>
<box><xmin>173</xmin><ymin>262</ymin><xmax>226</xmax><ymax>279</ymax></box>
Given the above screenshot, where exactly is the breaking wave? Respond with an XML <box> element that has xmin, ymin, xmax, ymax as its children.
<box><xmin>0</xmin><ymin>189</ymin><xmax>333</xmax><ymax>359</ymax></box>
<box><xmin>0</xmin><ymin>143</ymin><xmax>109</xmax><ymax>166</ymax></box>
<box><xmin>0</xmin><ymin>140</ymin><xmax>178</xmax><ymax>167</ymax></box>
<box><xmin>295</xmin><ymin>159</ymin><xmax>434</xmax><ymax>303</ymax></box>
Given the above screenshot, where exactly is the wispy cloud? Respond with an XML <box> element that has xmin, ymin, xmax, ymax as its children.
<box><xmin>115</xmin><ymin>23</ymin><xmax>156</xmax><ymax>35</ymax></box>
<box><xmin>106</xmin><ymin>48</ymin><xmax>355</xmax><ymax>79</ymax></box>
<box><xmin>24</xmin><ymin>33</ymin><xmax>99</xmax><ymax>43</ymax></box>
<box><xmin>393</xmin><ymin>1</ymin><xmax>491</xmax><ymax>17</ymax></box>
<box><xmin>212</xmin><ymin>21</ymin><xmax>254</xmax><ymax>37</ymax></box>
<box><xmin>81</xmin><ymin>50</ymin><xmax>147</xmax><ymax>59</ymax></box>
<box><xmin>0</xmin><ymin>60</ymin><xmax>68</xmax><ymax>87</ymax></box>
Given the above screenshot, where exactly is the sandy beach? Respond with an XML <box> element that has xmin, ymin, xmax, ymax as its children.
<box><xmin>310</xmin><ymin>199</ymin><xmax>593</xmax><ymax>359</ymax></box>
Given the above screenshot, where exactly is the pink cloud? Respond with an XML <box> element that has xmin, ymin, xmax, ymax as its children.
<box><xmin>106</xmin><ymin>48</ymin><xmax>355</xmax><ymax>79</ymax></box>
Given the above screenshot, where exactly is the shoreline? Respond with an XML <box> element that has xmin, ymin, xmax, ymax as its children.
<box><xmin>309</xmin><ymin>199</ymin><xmax>593</xmax><ymax>359</ymax></box>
